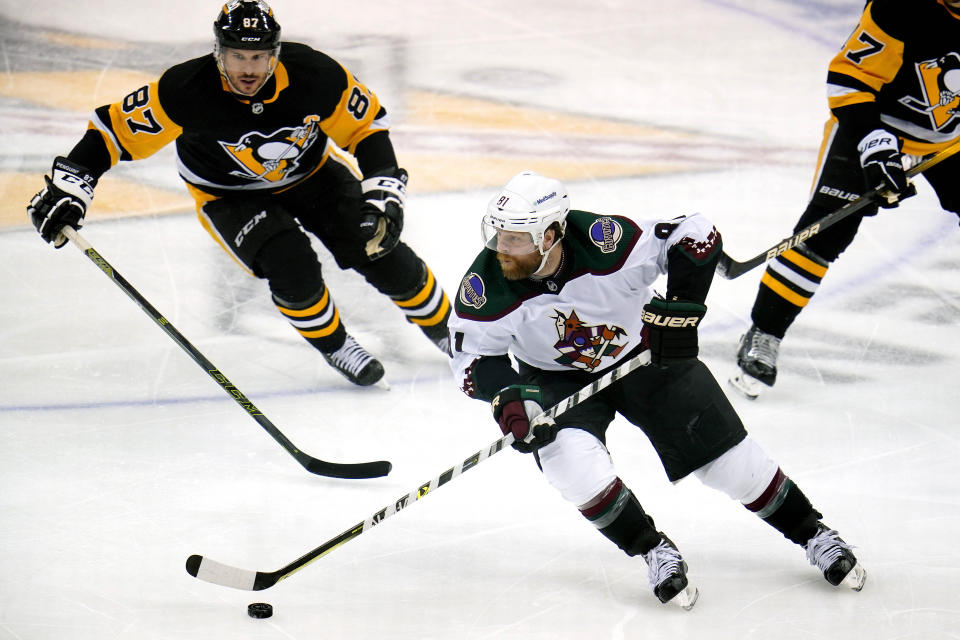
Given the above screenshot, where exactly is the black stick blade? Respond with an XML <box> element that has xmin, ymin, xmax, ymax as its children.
<box><xmin>302</xmin><ymin>457</ymin><xmax>392</xmax><ymax>479</ymax></box>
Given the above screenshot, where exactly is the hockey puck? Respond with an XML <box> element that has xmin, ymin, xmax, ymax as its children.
<box><xmin>247</xmin><ymin>603</ymin><xmax>273</xmax><ymax>619</ymax></box>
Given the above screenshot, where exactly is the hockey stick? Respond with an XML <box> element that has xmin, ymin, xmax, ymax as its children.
<box><xmin>61</xmin><ymin>226</ymin><xmax>392</xmax><ymax>480</ymax></box>
<box><xmin>185</xmin><ymin>349</ymin><xmax>653</xmax><ymax>590</ymax></box>
<box><xmin>716</xmin><ymin>138</ymin><xmax>960</xmax><ymax>280</ymax></box>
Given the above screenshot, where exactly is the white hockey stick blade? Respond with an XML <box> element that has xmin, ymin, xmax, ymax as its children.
<box><xmin>191</xmin><ymin>556</ymin><xmax>258</xmax><ymax>591</ymax></box>
<box><xmin>727</xmin><ymin>370</ymin><xmax>766</xmax><ymax>400</ymax></box>
<box><xmin>673</xmin><ymin>584</ymin><xmax>700</xmax><ymax>610</ymax></box>
<box><xmin>841</xmin><ymin>563</ymin><xmax>867</xmax><ymax>591</ymax></box>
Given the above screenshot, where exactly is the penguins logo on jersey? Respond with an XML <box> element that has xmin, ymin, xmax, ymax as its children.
<box><xmin>552</xmin><ymin>309</ymin><xmax>625</xmax><ymax>371</ymax></box>
<box><xmin>900</xmin><ymin>53</ymin><xmax>960</xmax><ymax>130</ymax></box>
<box><xmin>588</xmin><ymin>217</ymin><xmax>623</xmax><ymax>253</ymax></box>
<box><xmin>220</xmin><ymin>116</ymin><xmax>321</xmax><ymax>183</ymax></box>
<box><xmin>459</xmin><ymin>272</ymin><xmax>487</xmax><ymax>309</ymax></box>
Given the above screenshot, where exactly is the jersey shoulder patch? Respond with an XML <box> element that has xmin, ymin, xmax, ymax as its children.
<box><xmin>454</xmin><ymin>251</ymin><xmax>530</xmax><ymax>321</ymax></box>
<box><xmin>564</xmin><ymin>210</ymin><xmax>641</xmax><ymax>275</ymax></box>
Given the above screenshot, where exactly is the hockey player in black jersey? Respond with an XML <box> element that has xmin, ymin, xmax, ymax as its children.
<box><xmin>732</xmin><ymin>0</ymin><xmax>960</xmax><ymax>398</ymax></box>
<box><xmin>449</xmin><ymin>171</ymin><xmax>866</xmax><ymax>608</ymax></box>
<box><xmin>26</xmin><ymin>0</ymin><xmax>452</xmax><ymax>386</ymax></box>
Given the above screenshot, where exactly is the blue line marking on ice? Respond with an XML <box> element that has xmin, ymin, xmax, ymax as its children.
<box><xmin>0</xmin><ymin>379</ymin><xmax>451</xmax><ymax>413</ymax></box>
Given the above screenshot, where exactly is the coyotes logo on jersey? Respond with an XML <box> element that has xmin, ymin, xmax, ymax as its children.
<box><xmin>899</xmin><ymin>52</ymin><xmax>960</xmax><ymax>130</ymax></box>
<box><xmin>552</xmin><ymin>309</ymin><xmax>625</xmax><ymax>371</ymax></box>
<box><xmin>220</xmin><ymin>115</ymin><xmax>322</xmax><ymax>182</ymax></box>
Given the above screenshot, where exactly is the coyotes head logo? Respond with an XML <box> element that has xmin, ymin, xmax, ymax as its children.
<box><xmin>552</xmin><ymin>309</ymin><xmax>625</xmax><ymax>371</ymax></box>
<box><xmin>900</xmin><ymin>52</ymin><xmax>960</xmax><ymax>130</ymax></box>
<box><xmin>220</xmin><ymin>115</ymin><xmax>321</xmax><ymax>182</ymax></box>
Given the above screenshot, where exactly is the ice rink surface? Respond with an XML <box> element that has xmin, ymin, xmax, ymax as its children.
<box><xmin>1</xmin><ymin>1</ymin><xmax>959</xmax><ymax>638</ymax></box>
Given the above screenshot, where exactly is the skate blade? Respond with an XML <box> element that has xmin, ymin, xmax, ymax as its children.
<box><xmin>728</xmin><ymin>371</ymin><xmax>764</xmax><ymax>400</ymax></box>
<box><xmin>841</xmin><ymin>563</ymin><xmax>867</xmax><ymax>591</ymax></box>
<box><xmin>374</xmin><ymin>377</ymin><xmax>392</xmax><ymax>391</ymax></box>
<box><xmin>672</xmin><ymin>584</ymin><xmax>699</xmax><ymax>610</ymax></box>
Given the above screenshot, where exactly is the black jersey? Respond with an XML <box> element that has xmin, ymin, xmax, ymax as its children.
<box><xmin>83</xmin><ymin>42</ymin><xmax>389</xmax><ymax>195</ymax></box>
<box><xmin>827</xmin><ymin>0</ymin><xmax>960</xmax><ymax>155</ymax></box>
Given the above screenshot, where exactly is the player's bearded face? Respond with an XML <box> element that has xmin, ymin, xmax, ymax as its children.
<box><xmin>496</xmin><ymin>250</ymin><xmax>543</xmax><ymax>280</ymax></box>
<box><xmin>494</xmin><ymin>230</ymin><xmax>541</xmax><ymax>280</ymax></box>
<box><xmin>220</xmin><ymin>48</ymin><xmax>275</xmax><ymax>96</ymax></box>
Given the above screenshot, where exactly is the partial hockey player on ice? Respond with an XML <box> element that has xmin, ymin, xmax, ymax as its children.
<box><xmin>448</xmin><ymin>171</ymin><xmax>866</xmax><ymax>608</ymax></box>
<box><xmin>27</xmin><ymin>0</ymin><xmax>451</xmax><ymax>386</ymax></box>
<box><xmin>732</xmin><ymin>0</ymin><xmax>960</xmax><ymax>398</ymax></box>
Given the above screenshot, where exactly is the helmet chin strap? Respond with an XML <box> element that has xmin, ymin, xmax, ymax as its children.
<box><xmin>532</xmin><ymin>241</ymin><xmax>561</xmax><ymax>278</ymax></box>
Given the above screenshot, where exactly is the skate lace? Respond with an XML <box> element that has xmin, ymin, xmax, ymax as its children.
<box><xmin>745</xmin><ymin>328</ymin><xmax>780</xmax><ymax>367</ymax></box>
<box><xmin>805</xmin><ymin>527</ymin><xmax>852</xmax><ymax>573</ymax></box>
<box><xmin>325</xmin><ymin>336</ymin><xmax>373</xmax><ymax>376</ymax></box>
<box><xmin>645</xmin><ymin>539</ymin><xmax>683</xmax><ymax>591</ymax></box>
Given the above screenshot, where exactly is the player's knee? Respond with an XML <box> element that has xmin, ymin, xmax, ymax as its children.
<box><xmin>255</xmin><ymin>230</ymin><xmax>323</xmax><ymax>302</ymax></box>
<box><xmin>353</xmin><ymin>241</ymin><xmax>421</xmax><ymax>294</ymax></box>
<box><xmin>538</xmin><ymin>428</ymin><xmax>617</xmax><ymax>505</ymax></box>
<box><xmin>692</xmin><ymin>437</ymin><xmax>779</xmax><ymax>503</ymax></box>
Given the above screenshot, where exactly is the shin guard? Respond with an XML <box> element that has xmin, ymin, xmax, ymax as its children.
<box><xmin>744</xmin><ymin>469</ymin><xmax>822</xmax><ymax>546</ymax></box>
<box><xmin>581</xmin><ymin>479</ymin><xmax>662</xmax><ymax>557</ymax></box>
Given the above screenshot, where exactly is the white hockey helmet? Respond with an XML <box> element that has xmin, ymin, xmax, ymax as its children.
<box><xmin>482</xmin><ymin>171</ymin><xmax>570</xmax><ymax>256</ymax></box>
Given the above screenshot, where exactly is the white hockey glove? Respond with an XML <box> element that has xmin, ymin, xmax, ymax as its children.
<box><xmin>28</xmin><ymin>156</ymin><xmax>97</xmax><ymax>248</ymax></box>
<box><xmin>359</xmin><ymin>167</ymin><xmax>407</xmax><ymax>258</ymax></box>
<box><xmin>857</xmin><ymin>129</ymin><xmax>913</xmax><ymax>208</ymax></box>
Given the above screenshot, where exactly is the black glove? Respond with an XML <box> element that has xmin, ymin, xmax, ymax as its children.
<box><xmin>359</xmin><ymin>167</ymin><xmax>407</xmax><ymax>258</ymax></box>
<box><xmin>857</xmin><ymin>129</ymin><xmax>914</xmax><ymax>208</ymax></box>
<box><xmin>28</xmin><ymin>156</ymin><xmax>98</xmax><ymax>248</ymax></box>
<box><xmin>491</xmin><ymin>385</ymin><xmax>559</xmax><ymax>454</ymax></box>
<box><xmin>641</xmin><ymin>297</ymin><xmax>707</xmax><ymax>367</ymax></box>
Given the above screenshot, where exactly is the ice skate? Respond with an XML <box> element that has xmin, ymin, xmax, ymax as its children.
<box><xmin>644</xmin><ymin>535</ymin><xmax>699</xmax><ymax>610</ymax></box>
<box><xmin>729</xmin><ymin>325</ymin><xmax>781</xmax><ymax>399</ymax></box>
<box><xmin>322</xmin><ymin>334</ymin><xmax>385</xmax><ymax>386</ymax></box>
<box><xmin>805</xmin><ymin>523</ymin><xmax>866</xmax><ymax>591</ymax></box>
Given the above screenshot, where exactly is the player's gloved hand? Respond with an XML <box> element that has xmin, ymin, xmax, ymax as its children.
<box><xmin>28</xmin><ymin>156</ymin><xmax>98</xmax><ymax>248</ymax></box>
<box><xmin>359</xmin><ymin>167</ymin><xmax>407</xmax><ymax>258</ymax></box>
<box><xmin>491</xmin><ymin>384</ymin><xmax>558</xmax><ymax>454</ymax></box>
<box><xmin>641</xmin><ymin>297</ymin><xmax>706</xmax><ymax>367</ymax></box>
<box><xmin>857</xmin><ymin>129</ymin><xmax>915</xmax><ymax>208</ymax></box>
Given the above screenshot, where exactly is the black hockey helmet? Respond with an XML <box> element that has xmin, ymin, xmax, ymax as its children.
<box><xmin>213</xmin><ymin>0</ymin><xmax>281</xmax><ymax>52</ymax></box>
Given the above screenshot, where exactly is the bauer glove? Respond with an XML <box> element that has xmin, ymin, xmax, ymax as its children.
<box><xmin>359</xmin><ymin>167</ymin><xmax>407</xmax><ymax>258</ymax></box>
<box><xmin>641</xmin><ymin>297</ymin><xmax>706</xmax><ymax>367</ymax></box>
<box><xmin>857</xmin><ymin>129</ymin><xmax>915</xmax><ymax>208</ymax></box>
<box><xmin>491</xmin><ymin>384</ymin><xmax>558</xmax><ymax>454</ymax></box>
<box><xmin>28</xmin><ymin>156</ymin><xmax>98</xmax><ymax>248</ymax></box>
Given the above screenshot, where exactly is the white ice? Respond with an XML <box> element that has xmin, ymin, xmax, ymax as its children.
<box><xmin>1</xmin><ymin>1</ymin><xmax>959</xmax><ymax>639</ymax></box>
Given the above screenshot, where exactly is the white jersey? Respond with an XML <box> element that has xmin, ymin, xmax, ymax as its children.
<box><xmin>449</xmin><ymin>210</ymin><xmax>721</xmax><ymax>399</ymax></box>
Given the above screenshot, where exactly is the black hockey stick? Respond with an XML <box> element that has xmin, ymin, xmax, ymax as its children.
<box><xmin>185</xmin><ymin>350</ymin><xmax>652</xmax><ymax>590</ymax></box>
<box><xmin>62</xmin><ymin>226</ymin><xmax>391</xmax><ymax>480</ymax></box>
<box><xmin>716</xmin><ymin>138</ymin><xmax>960</xmax><ymax>280</ymax></box>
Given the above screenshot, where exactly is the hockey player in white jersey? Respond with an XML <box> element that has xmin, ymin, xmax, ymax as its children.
<box><xmin>448</xmin><ymin>171</ymin><xmax>866</xmax><ymax>608</ymax></box>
